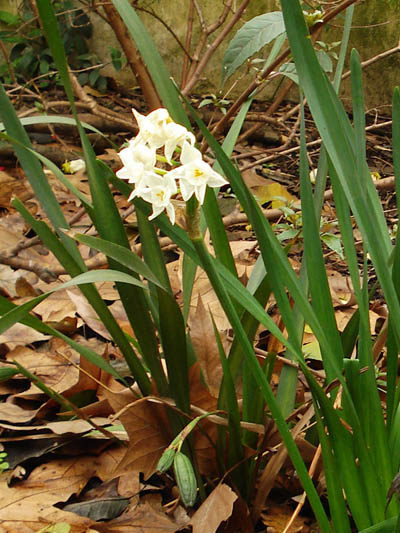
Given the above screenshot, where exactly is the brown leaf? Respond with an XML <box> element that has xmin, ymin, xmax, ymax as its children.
<box><xmin>0</xmin><ymin>401</ymin><xmax>40</xmax><ymax>423</ymax></box>
<box><xmin>5</xmin><ymin>343</ymin><xmax>80</xmax><ymax>400</ymax></box>
<box><xmin>188</xmin><ymin>364</ymin><xmax>218</xmax><ymax>476</ymax></box>
<box><xmin>260</xmin><ymin>500</ymin><xmax>311</xmax><ymax>532</ymax></box>
<box><xmin>190</xmin><ymin>295</ymin><xmax>223</xmax><ymax>398</ymax></box>
<box><xmin>104</xmin><ymin>389</ymin><xmax>171</xmax><ymax>479</ymax></box>
<box><xmin>0</xmin><ymin>447</ymin><xmax>129</xmax><ymax>531</ymax></box>
<box><xmin>189</xmin><ymin>270</ymin><xmax>229</xmax><ymax>332</ymax></box>
<box><xmin>190</xmin><ymin>484</ymin><xmax>237</xmax><ymax>533</ymax></box>
<box><xmin>326</xmin><ymin>269</ymin><xmax>355</xmax><ymax>307</ymax></box>
<box><xmin>92</xmin><ymin>501</ymin><xmax>180</xmax><ymax>533</ymax></box>
<box><xmin>66</xmin><ymin>289</ymin><xmax>111</xmax><ymax>339</ymax></box>
<box><xmin>35</xmin><ymin>290</ymin><xmax>78</xmax><ymax>323</ymax></box>
<box><xmin>0</xmin><ymin>461</ymin><xmax>95</xmax><ymax>531</ymax></box>
<box><xmin>0</xmin><ymin>323</ymin><xmax>50</xmax><ymax>349</ymax></box>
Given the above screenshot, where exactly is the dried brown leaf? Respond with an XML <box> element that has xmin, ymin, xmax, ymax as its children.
<box><xmin>92</xmin><ymin>501</ymin><xmax>180</xmax><ymax>533</ymax></box>
<box><xmin>0</xmin><ymin>401</ymin><xmax>40</xmax><ymax>423</ymax></box>
<box><xmin>190</xmin><ymin>295</ymin><xmax>223</xmax><ymax>398</ymax></box>
<box><xmin>5</xmin><ymin>343</ymin><xmax>79</xmax><ymax>400</ymax></box>
<box><xmin>188</xmin><ymin>364</ymin><xmax>218</xmax><ymax>476</ymax></box>
<box><xmin>0</xmin><ymin>323</ymin><xmax>50</xmax><ymax>349</ymax></box>
<box><xmin>0</xmin><ymin>459</ymin><xmax>95</xmax><ymax>531</ymax></box>
<box><xmin>190</xmin><ymin>484</ymin><xmax>237</xmax><ymax>533</ymax></box>
<box><xmin>104</xmin><ymin>389</ymin><xmax>170</xmax><ymax>479</ymax></box>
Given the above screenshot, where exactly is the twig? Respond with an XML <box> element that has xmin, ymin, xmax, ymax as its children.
<box><xmin>181</xmin><ymin>0</ymin><xmax>195</xmax><ymax>88</ymax></box>
<box><xmin>69</xmin><ymin>71</ymin><xmax>137</xmax><ymax>131</ymax></box>
<box><xmin>0</xmin><ymin>41</ymin><xmax>17</xmax><ymax>85</ymax></box>
<box><xmin>282</xmin><ymin>444</ymin><xmax>322</xmax><ymax>533</ymax></box>
<box><xmin>101</xmin><ymin>1</ymin><xmax>161</xmax><ymax>110</ymax></box>
<box><xmin>341</xmin><ymin>43</ymin><xmax>400</xmax><ymax>80</ymax></box>
<box><xmin>240</xmin><ymin>118</ymin><xmax>394</xmax><ymax>171</ymax></box>
<box><xmin>0</xmin><ymin>254</ymin><xmax>58</xmax><ymax>283</ymax></box>
<box><xmin>210</xmin><ymin>0</ymin><xmax>360</xmax><ymax>139</ymax></box>
<box><xmin>182</xmin><ymin>0</ymin><xmax>250</xmax><ymax>95</ymax></box>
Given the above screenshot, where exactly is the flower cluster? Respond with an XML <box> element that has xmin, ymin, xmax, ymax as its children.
<box><xmin>116</xmin><ymin>108</ymin><xmax>228</xmax><ymax>224</ymax></box>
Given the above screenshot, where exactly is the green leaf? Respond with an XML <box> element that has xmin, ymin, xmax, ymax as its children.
<box><xmin>320</xmin><ymin>233</ymin><xmax>344</xmax><ymax>259</ymax></box>
<box><xmin>222</xmin><ymin>12</ymin><xmax>285</xmax><ymax>84</ymax></box>
<box><xmin>359</xmin><ymin>517</ymin><xmax>398</xmax><ymax>533</ymax></box>
<box><xmin>74</xmin><ymin>234</ymin><xmax>165</xmax><ymax>288</ymax></box>
<box><xmin>0</xmin><ymin>10</ymin><xmax>20</xmax><ymax>26</ymax></box>
<box><xmin>0</xmin><ymin>367</ymin><xmax>19</xmax><ymax>381</ymax></box>
<box><xmin>0</xmin><ymin>115</ymin><xmax>106</xmax><ymax>136</ymax></box>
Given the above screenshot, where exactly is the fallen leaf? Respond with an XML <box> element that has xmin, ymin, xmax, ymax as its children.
<box><xmin>35</xmin><ymin>290</ymin><xmax>78</xmax><ymax>324</ymax></box>
<box><xmin>5</xmin><ymin>344</ymin><xmax>79</xmax><ymax>400</ymax></box>
<box><xmin>0</xmin><ymin>323</ymin><xmax>50</xmax><ymax>349</ymax></box>
<box><xmin>104</xmin><ymin>389</ymin><xmax>171</xmax><ymax>479</ymax></box>
<box><xmin>190</xmin><ymin>484</ymin><xmax>237</xmax><ymax>533</ymax></box>
<box><xmin>326</xmin><ymin>269</ymin><xmax>355</xmax><ymax>307</ymax></box>
<box><xmin>260</xmin><ymin>499</ymin><xmax>311</xmax><ymax>532</ymax></box>
<box><xmin>0</xmin><ymin>401</ymin><xmax>40</xmax><ymax>423</ymax></box>
<box><xmin>190</xmin><ymin>295</ymin><xmax>223</xmax><ymax>398</ymax></box>
<box><xmin>188</xmin><ymin>364</ymin><xmax>218</xmax><ymax>476</ymax></box>
<box><xmin>251</xmin><ymin>182</ymin><xmax>297</xmax><ymax>209</ymax></box>
<box><xmin>0</xmin><ymin>457</ymin><xmax>96</xmax><ymax>531</ymax></box>
<box><xmin>92</xmin><ymin>501</ymin><xmax>180</xmax><ymax>533</ymax></box>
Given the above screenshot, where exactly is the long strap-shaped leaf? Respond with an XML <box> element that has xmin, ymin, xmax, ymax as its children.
<box><xmin>280</xmin><ymin>0</ymin><xmax>400</xmax><ymax>350</ymax></box>
<box><xmin>36</xmin><ymin>0</ymin><xmax>169</xmax><ymax>395</ymax></box>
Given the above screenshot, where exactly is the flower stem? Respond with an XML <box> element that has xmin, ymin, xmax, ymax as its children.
<box><xmin>185</xmin><ymin>196</ymin><xmax>201</xmax><ymax>240</ymax></box>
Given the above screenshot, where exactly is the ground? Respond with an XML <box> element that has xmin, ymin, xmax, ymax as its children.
<box><xmin>0</xmin><ymin>83</ymin><xmax>395</xmax><ymax>532</ymax></box>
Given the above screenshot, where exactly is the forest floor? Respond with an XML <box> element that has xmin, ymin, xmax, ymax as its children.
<box><xmin>0</xmin><ymin>83</ymin><xmax>395</xmax><ymax>532</ymax></box>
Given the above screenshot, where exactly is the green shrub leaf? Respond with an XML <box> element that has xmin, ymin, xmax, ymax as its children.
<box><xmin>222</xmin><ymin>12</ymin><xmax>285</xmax><ymax>84</ymax></box>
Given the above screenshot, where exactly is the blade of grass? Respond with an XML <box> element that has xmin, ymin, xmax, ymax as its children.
<box><xmin>280</xmin><ymin>1</ymin><xmax>400</xmax><ymax>355</ymax></box>
<box><xmin>299</xmin><ymin>101</ymin><xmax>344</xmax><ymax>380</ymax></box>
<box><xmin>156</xmin><ymin>286</ymin><xmax>190</xmax><ymax>414</ymax></box>
<box><xmin>211</xmin><ymin>316</ymin><xmax>247</xmax><ymax>497</ymax></box>
<box><xmin>0</xmin><ymin>131</ymin><xmax>92</xmax><ymax>212</ymax></box>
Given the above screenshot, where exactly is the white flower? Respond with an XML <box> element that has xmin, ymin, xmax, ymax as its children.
<box><xmin>168</xmin><ymin>141</ymin><xmax>228</xmax><ymax>204</ymax></box>
<box><xmin>133</xmin><ymin>108</ymin><xmax>195</xmax><ymax>164</ymax></box>
<box><xmin>62</xmin><ymin>159</ymin><xmax>86</xmax><ymax>174</ymax></box>
<box><xmin>116</xmin><ymin>138</ymin><xmax>156</xmax><ymax>186</ymax></box>
<box><xmin>130</xmin><ymin>173</ymin><xmax>177</xmax><ymax>224</ymax></box>
<box><xmin>132</xmin><ymin>108</ymin><xmax>171</xmax><ymax>150</ymax></box>
<box><xmin>163</xmin><ymin>121</ymin><xmax>195</xmax><ymax>164</ymax></box>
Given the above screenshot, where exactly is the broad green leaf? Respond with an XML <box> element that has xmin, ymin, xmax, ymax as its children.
<box><xmin>222</xmin><ymin>12</ymin><xmax>285</xmax><ymax>84</ymax></box>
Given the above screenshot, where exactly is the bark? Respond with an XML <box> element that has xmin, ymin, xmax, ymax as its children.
<box><xmin>101</xmin><ymin>3</ymin><xmax>161</xmax><ymax>111</ymax></box>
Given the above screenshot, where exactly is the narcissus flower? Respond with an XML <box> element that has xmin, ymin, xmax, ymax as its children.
<box><xmin>116</xmin><ymin>108</ymin><xmax>227</xmax><ymax>224</ymax></box>
<box><xmin>168</xmin><ymin>141</ymin><xmax>228</xmax><ymax>204</ymax></box>
<box><xmin>131</xmin><ymin>173</ymin><xmax>178</xmax><ymax>225</ymax></box>
<box><xmin>116</xmin><ymin>138</ymin><xmax>156</xmax><ymax>185</ymax></box>
<box><xmin>132</xmin><ymin>108</ymin><xmax>194</xmax><ymax>163</ymax></box>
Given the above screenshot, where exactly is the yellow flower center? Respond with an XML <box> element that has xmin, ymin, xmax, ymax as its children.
<box><xmin>194</xmin><ymin>168</ymin><xmax>204</xmax><ymax>179</ymax></box>
<box><xmin>156</xmin><ymin>190</ymin><xmax>165</xmax><ymax>202</ymax></box>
